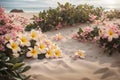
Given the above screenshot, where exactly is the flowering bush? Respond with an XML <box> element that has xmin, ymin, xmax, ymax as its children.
<box><xmin>0</xmin><ymin>7</ymin><xmax>30</xmax><ymax>80</ymax></box>
<box><xmin>25</xmin><ymin>3</ymin><xmax>104</xmax><ymax>32</ymax></box>
<box><xmin>98</xmin><ymin>24</ymin><xmax>120</xmax><ymax>55</ymax></box>
<box><xmin>8</xmin><ymin>13</ymin><xmax>29</xmax><ymax>26</ymax></box>
<box><xmin>77</xmin><ymin>24</ymin><xmax>120</xmax><ymax>55</ymax></box>
<box><xmin>6</xmin><ymin>30</ymin><xmax>62</xmax><ymax>59</ymax></box>
<box><xmin>105</xmin><ymin>9</ymin><xmax>120</xmax><ymax>20</ymax></box>
<box><xmin>0</xmin><ymin>6</ymin><xmax>63</xmax><ymax>79</ymax></box>
<box><xmin>77</xmin><ymin>26</ymin><xmax>99</xmax><ymax>42</ymax></box>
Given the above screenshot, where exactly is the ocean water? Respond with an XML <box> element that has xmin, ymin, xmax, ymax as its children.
<box><xmin>0</xmin><ymin>0</ymin><xmax>120</xmax><ymax>12</ymax></box>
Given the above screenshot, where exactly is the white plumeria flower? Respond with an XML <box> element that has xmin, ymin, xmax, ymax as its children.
<box><xmin>106</xmin><ymin>29</ymin><xmax>119</xmax><ymax>42</ymax></box>
<box><xmin>7</xmin><ymin>40</ymin><xmax>20</xmax><ymax>53</ymax></box>
<box><xmin>17</xmin><ymin>33</ymin><xmax>30</xmax><ymax>46</ymax></box>
<box><xmin>27</xmin><ymin>46</ymin><xmax>40</xmax><ymax>58</ymax></box>
<box><xmin>50</xmin><ymin>44</ymin><xmax>57</xmax><ymax>49</ymax></box>
<box><xmin>53</xmin><ymin>33</ymin><xmax>63</xmax><ymax>41</ymax></box>
<box><xmin>36</xmin><ymin>42</ymin><xmax>46</xmax><ymax>53</ymax></box>
<box><xmin>54</xmin><ymin>48</ymin><xmax>62</xmax><ymax>58</ymax></box>
<box><xmin>75</xmin><ymin>50</ymin><xmax>85</xmax><ymax>59</ymax></box>
<box><xmin>44</xmin><ymin>39</ymin><xmax>52</xmax><ymax>46</ymax></box>
<box><xmin>46</xmin><ymin>48</ymin><xmax>54</xmax><ymax>58</ymax></box>
<box><xmin>30</xmin><ymin>29</ymin><xmax>39</xmax><ymax>40</ymax></box>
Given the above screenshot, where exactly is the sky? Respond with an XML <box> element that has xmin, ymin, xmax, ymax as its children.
<box><xmin>0</xmin><ymin>0</ymin><xmax>120</xmax><ymax>8</ymax></box>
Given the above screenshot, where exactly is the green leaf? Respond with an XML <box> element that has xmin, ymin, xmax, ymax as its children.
<box><xmin>13</xmin><ymin>63</ymin><xmax>24</xmax><ymax>70</ymax></box>
<box><xmin>38</xmin><ymin>54</ymin><xmax>46</xmax><ymax>59</ymax></box>
<box><xmin>24</xmin><ymin>75</ymin><xmax>31</xmax><ymax>80</ymax></box>
<box><xmin>21</xmin><ymin>66</ymin><xmax>31</xmax><ymax>73</ymax></box>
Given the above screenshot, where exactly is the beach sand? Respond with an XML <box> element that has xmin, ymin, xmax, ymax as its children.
<box><xmin>10</xmin><ymin>12</ymin><xmax>120</xmax><ymax>80</ymax></box>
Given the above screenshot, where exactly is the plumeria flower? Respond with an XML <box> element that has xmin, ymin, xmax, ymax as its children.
<box><xmin>105</xmin><ymin>29</ymin><xmax>118</xmax><ymax>42</ymax></box>
<box><xmin>17</xmin><ymin>33</ymin><xmax>30</xmax><ymax>46</ymax></box>
<box><xmin>7</xmin><ymin>40</ymin><xmax>20</xmax><ymax>53</ymax></box>
<box><xmin>46</xmin><ymin>49</ymin><xmax>54</xmax><ymax>58</ymax></box>
<box><xmin>37</xmin><ymin>32</ymin><xmax>45</xmax><ymax>41</ymax></box>
<box><xmin>27</xmin><ymin>46</ymin><xmax>40</xmax><ymax>58</ymax></box>
<box><xmin>53</xmin><ymin>33</ymin><xmax>63</xmax><ymax>41</ymax></box>
<box><xmin>36</xmin><ymin>42</ymin><xmax>46</xmax><ymax>53</ymax></box>
<box><xmin>44</xmin><ymin>39</ymin><xmax>52</xmax><ymax>46</ymax></box>
<box><xmin>50</xmin><ymin>44</ymin><xmax>57</xmax><ymax>49</ymax></box>
<box><xmin>74</xmin><ymin>50</ymin><xmax>85</xmax><ymax>59</ymax></box>
<box><xmin>30</xmin><ymin>29</ymin><xmax>39</xmax><ymax>40</ymax></box>
<box><xmin>54</xmin><ymin>48</ymin><xmax>62</xmax><ymax>58</ymax></box>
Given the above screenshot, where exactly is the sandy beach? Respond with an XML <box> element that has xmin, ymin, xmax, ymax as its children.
<box><xmin>9</xmin><ymin>12</ymin><xmax>120</xmax><ymax>80</ymax></box>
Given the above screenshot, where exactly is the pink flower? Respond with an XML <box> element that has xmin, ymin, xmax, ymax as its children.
<box><xmin>72</xmin><ymin>32</ymin><xmax>79</xmax><ymax>39</ymax></box>
<box><xmin>56</xmin><ymin>22</ymin><xmax>62</xmax><ymax>30</ymax></box>
<box><xmin>84</xmin><ymin>26</ymin><xmax>93</xmax><ymax>33</ymax></box>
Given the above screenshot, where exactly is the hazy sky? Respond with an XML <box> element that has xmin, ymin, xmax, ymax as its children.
<box><xmin>0</xmin><ymin>0</ymin><xmax>120</xmax><ymax>7</ymax></box>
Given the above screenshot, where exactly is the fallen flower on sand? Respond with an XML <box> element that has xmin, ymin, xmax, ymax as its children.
<box><xmin>74</xmin><ymin>50</ymin><xmax>85</xmax><ymax>59</ymax></box>
<box><xmin>53</xmin><ymin>33</ymin><xmax>63</xmax><ymax>41</ymax></box>
<box><xmin>54</xmin><ymin>48</ymin><xmax>62</xmax><ymax>58</ymax></box>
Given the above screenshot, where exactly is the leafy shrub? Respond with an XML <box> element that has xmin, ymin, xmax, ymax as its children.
<box><xmin>77</xmin><ymin>24</ymin><xmax>120</xmax><ymax>55</ymax></box>
<box><xmin>0</xmin><ymin>7</ymin><xmax>30</xmax><ymax>80</ymax></box>
<box><xmin>1</xmin><ymin>6</ymin><xmax>63</xmax><ymax>80</ymax></box>
<box><xmin>0</xmin><ymin>52</ymin><xmax>31</xmax><ymax>80</ymax></box>
<box><xmin>105</xmin><ymin>9</ymin><xmax>120</xmax><ymax>19</ymax></box>
<box><xmin>25</xmin><ymin>2</ymin><xmax>104</xmax><ymax>32</ymax></box>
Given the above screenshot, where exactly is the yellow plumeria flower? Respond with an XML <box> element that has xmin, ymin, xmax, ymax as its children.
<box><xmin>18</xmin><ymin>33</ymin><xmax>30</xmax><ymax>46</ymax></box>
<box><xmin>44</xmin><ymin>39</ymin><xmax>52</xmax><ymax>46</ymax></box>
<box><xmin>7</xmin><ymin>40</ymin><xmax>20</xmax><ymax>53</ymax></box>
<box><xmin>106</xmin><ymin>29</ymin><xmax>118</xmax><ymax>41</ymax></box>
<box><xmin>54</xmin><ymin>48</ymin><xmax>62</xmax><ymax>58</ymax></box>
<box><xmin>30</xmin><ymin>30</ymin><xmax>39</xmax><ymax>40</ymax></box>
<box><xmin>75</xmin><ymin>50</ymin><xmax>85</xmax><ymax>58</ymax></box>
<box><xmin>46</xmin><ymin>49</ymin><xmax>54</xmax><ymax>58</ymax></box>
<box><xmin>36</xmin><ymin>42</ymin><xmax>46</xmax><ymax>53</ymax></box>
<box><xmin>51</xmin><ymin>44</ymin><xmax>57</xmax><ymax>49</ymax></box>
<box><xmin>27</xmin><ymin>47</ymin><xmax>39</xmax><ymax>58</ymax></box>
<box><xmin>53</xmin><ymin>33</ymin><xmax>63</xmax><ymax>41</ymax></box>
<box><xmin>39</xmin><ymin>43</ymin><xmax>45</xmax><ymax>50</ymax></box>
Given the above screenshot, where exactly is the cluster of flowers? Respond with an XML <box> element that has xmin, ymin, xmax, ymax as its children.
<box><xmin>8</xmin><ymin>13</ymin><xmax>29</xmax><ymax>26</ymax></box>
<box><xmin>0</xmin><ymin>7</ymin><xmax>31</xmax><ymax>80</ymax></box>
<box><xmin>75</xmin><ymin>24</ymin><xmax>120</xmax><ymax>55</ymax></box>
<box><xmin>0</xmin><ymin>6</ymin><xmax>63</xmax><ymax>79</ymax></box>
<box><xmin>0</xmin><ymin>7</ymin><xmax>23</xmax><ymax>51</ymax></box>
<box><xmin>6</xmin><ymin>30</ymin><xmax>62</xmax><ymax>59</ymax></box>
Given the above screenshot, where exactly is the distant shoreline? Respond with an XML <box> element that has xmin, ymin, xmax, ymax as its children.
<box><xmin>3</xmin><ymin>4</ymin><xmax>120</xmax><ymax>13</ymax></box>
